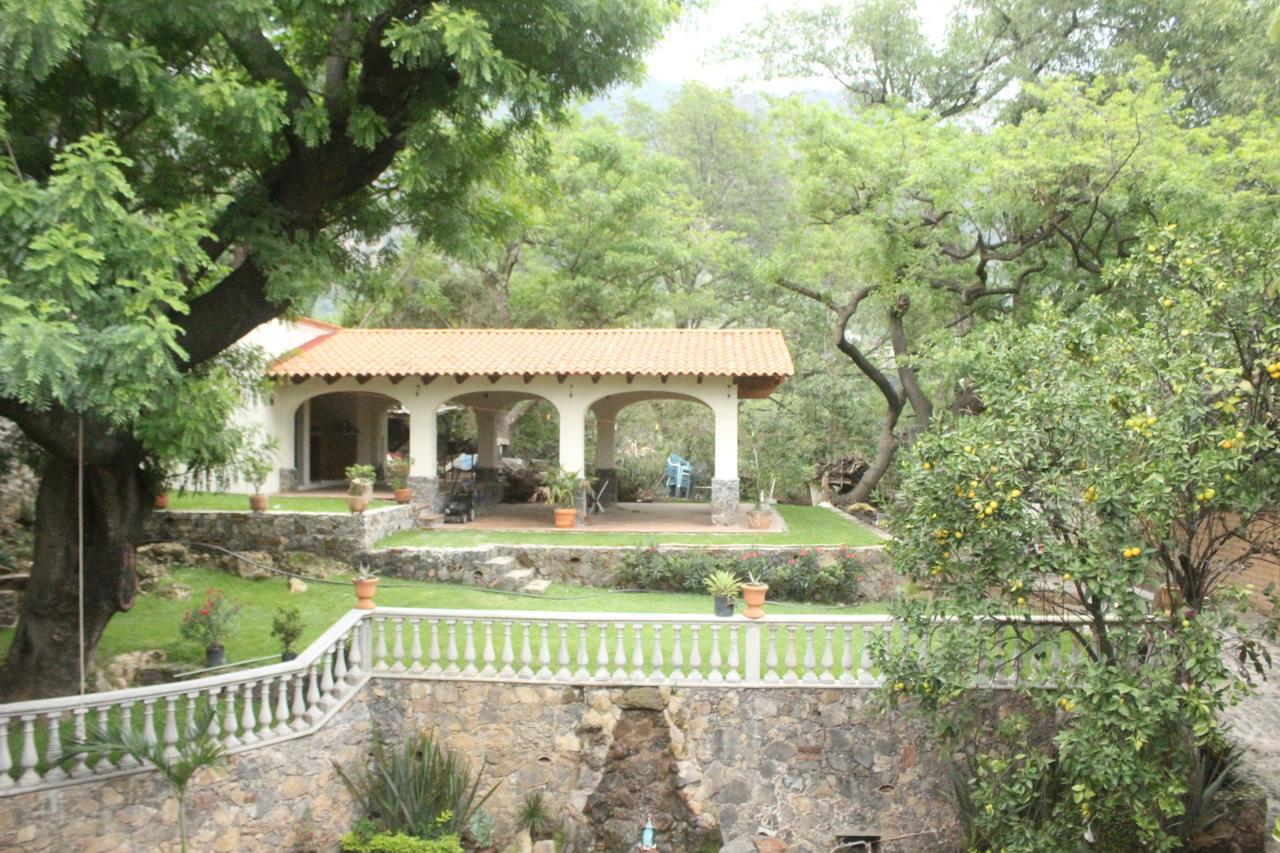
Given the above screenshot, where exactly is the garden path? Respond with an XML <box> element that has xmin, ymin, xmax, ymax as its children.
<box><xmin>1221</xmin><ymin>626</ymin><xmax>1280</xmax><ymax>850</ymax></box>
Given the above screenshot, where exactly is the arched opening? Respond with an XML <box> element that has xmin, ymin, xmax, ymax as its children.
<box><xmin>437</xmin><ymin>391</ymin><xmax>560</xmax><ymax>508</ymax></box>
<box><xmin>588</xmin><ymin>392</ymin><xmax>717</xmax><ymax>522</ymax></box>
<box><xmin>293</xmin><ymin>391</ymin><xmax>405</xmax><ymax>489</ymax></box>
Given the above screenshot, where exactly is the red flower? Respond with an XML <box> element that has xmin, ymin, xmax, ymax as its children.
<box><xmin>788</xmin><ymin>559</ymin><xmax>796</xmax><ymax>565</ymax></box>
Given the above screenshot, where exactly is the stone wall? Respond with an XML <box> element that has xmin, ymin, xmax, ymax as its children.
<box><xmin>368</xmin><ymin>681</ymin><xmax>958</xmax><ymax>852</ymax></box>
<box><xmin>0</xmin><ymin>696</ymin><xmax>372</xmax><ymax>853</ymax></box>
<box><xmin>366</xmin><ymin>543</ymin><xmax>900</xmax><ymax>600</ymax></box>
<box><xmin>146</xmin><ymin>505</ymin><xmax>415</xmax><ymax>562</ymax></box>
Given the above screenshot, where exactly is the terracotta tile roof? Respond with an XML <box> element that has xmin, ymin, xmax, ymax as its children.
<box><xmin>268</xmin><ymin>328</ymin><xmax>794</xmax><ymax>380</ymax></box>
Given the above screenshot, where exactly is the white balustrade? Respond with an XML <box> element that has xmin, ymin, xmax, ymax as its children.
<box><xmin>0</xmin><ymin>607</ymin><xmax>1091</xmax><ymax>797</ymax></box>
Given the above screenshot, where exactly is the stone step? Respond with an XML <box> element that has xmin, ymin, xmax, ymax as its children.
<box><xmin>521</xmin><ymin>579</ymin><xmax>552</xmax><ymax>596</ymax></box>
<box><xmin>498</xmin><ymin>568</ymin><xmax>535</xmax><ymax>591</ymax></box>
<box><xmin>484</xmin><ymin>555</ymin><xmax>517</xmax><ymax>569</ymax></box>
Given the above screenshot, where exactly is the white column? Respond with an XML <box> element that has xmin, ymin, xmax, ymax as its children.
<box><xmin>403</xmin><ymin>397</ymin><xmax>438</xmax><ymax>479</ymax></box>
<box><xmin>300</xmin><ymin>399</ymin><xmax>312</xmax><ymax>486</ymax></box>
<box><xmin>712</xmin><ymin>396</ymin><xmax>739</xmax><ymax>480</ymax></box>
<box><xmin>557</xmin><ymin>401</ymin><xmax>588</xmax><ymax>478</ymax></box>
<box><xmin>476</xmin><ymin>410</ymin><xmax>500</xmax><ymax>468</ymax></box>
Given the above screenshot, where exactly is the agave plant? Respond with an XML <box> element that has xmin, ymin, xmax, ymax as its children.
<box><xmin>336</xmin><ymin>731</ymin><xmax>498</xmax><ymax>840</ymax></box>
<box><xmin>59</xmin><ymin>709</ymin><xmax>226</xmax><ymax>853</ymax></box>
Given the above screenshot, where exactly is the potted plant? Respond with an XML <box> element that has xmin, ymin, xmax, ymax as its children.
<box><xmin>345</xmin><ymin>463</ymin><xmax>376</xmax><ymax>513</ymax></box>
<box><xmin>741</xmin><ymin>571</ymin><xmax>769</xmax><ymax>619</ymax></box>
<box><xmin>745</xmin><ymin>490</ymin><xmax>773</xmax><ymax>530</ymax></box>
<box><xmin>271</xmin><ymin>605</ymin><xmax>305</xmax><ymax>662</ymax></box>
<box><xmin>534</xmin><ymin>466</ymin><xmax>579</xmax><ymax>528</ymax></box>
<box><xmin>352</xmin><ymin>571</ymin><xmax>379</xmax><ymax>610</ymax></box>
<box><xmin>386</xmin><ymin>453</ymin><xmax>414</xmax><ymax>504</ymax></box>
<box><xmin>146</xmin><ymin>465</ymin><xmax>173</xmax><ymax>509</ymax></box>
<box><xmin>179</xmin><ymin>589</ymin><xmax>241</xmax><ymax>668</ymax></box>
<box><xmin>703</xmin><ymin>569</ymin><xmax>742</xmax><ymax>617</ymax></box>
<box><xmin>243</xmin><ymin>448</ymin><xmax>276</xmax><ymax>513</ymax></box>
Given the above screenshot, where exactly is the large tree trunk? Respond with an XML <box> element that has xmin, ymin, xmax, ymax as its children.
<box><xmin>0</xmin><ymin>454</ymin><xmax>148</xmax><ymax>701</ymax></box>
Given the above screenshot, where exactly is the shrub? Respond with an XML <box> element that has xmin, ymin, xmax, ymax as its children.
<box><xmin>340</xmin><ymin>826</ymin><xmax>463</xmax><ymax>853</ymax></box>
<box><xmin>616</xmin><ymin>547</ymin><xmax>863</xmax><ymax>604</ymax></box>
<box><xmin>178</xmin><ymin>589</ymin><xmax>240</xmax><ymax>649</ymax></box>
<box><xmin>336</xmin><ymin>732</ymin><xmax>497</xmax><ymax>841</ymax></box>
<box><xmin>270</xmin><ymin>605</ymin><xmax>305</xmax><ymax>655</ymax></box>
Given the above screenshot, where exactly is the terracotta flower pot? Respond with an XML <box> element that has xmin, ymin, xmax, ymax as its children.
<box><xmin>553</xmin><ymin>507</ymin><xmax>577</xmax><ymax>528</ymax></box>
<box><xmin>745</xmin><ymin>509</ymin><xmax>772</xmax><ymax>530</ymax></box>
<box><xmin>352</xmin><ymin>576</ymin><xmax>379</xmax><ymax>610</ymax></box>
<box><xmin>249</xmin><ymin>493</ymin><xmax>269</xmax><ymax>512</ymax></box>
<box><xmin>348</xmin><ymin>495</ymin><xmax>369</xmax><ymax>514</ymax></box>
<box><xmin>394</xmin><ymin>487</ymin><xmax>413</xmax><ymax>504</ymax></box>
<box><xmin>741</xmin><ymin>582</ymin><xmax>769</xmax><ymax>619</ymax></box>
<box><xmin>153</xmin><ymin>493</ymin><xmax>169</xmax><ymax>510</ymax></box>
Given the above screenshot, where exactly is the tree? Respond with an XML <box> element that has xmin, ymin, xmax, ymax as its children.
<box><xmin>0</xmin><ymin>0</ymin><xmax>679</xmax><ymax>699</ymax></box>
<box><xmin>876</xmin><ymin>226</ymin><xmax>1280</xmax><ymax>848</ymax></box>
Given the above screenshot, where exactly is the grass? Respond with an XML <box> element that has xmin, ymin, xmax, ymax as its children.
<box><xmin>375</xmin><ymin>504</ymin><xmax>886</xmax><ymax>549</ymax></box>
<box><xmin>0</xmin><ymin>566</ymin><xmax>885</xmax><ymax>673</ymax></box>
<box><xmin>165</xmin><ymin>491</ymin><xmax>395</xmax><ymax>513</ymax></box>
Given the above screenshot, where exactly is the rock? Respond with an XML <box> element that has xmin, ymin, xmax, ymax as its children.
<box><xmin>278</xmin><ymin>551</ymin><xmax>347</xmax><ymax>579</ymax></box>
<box><xmin>720</xmin><ymin>839</ymin><xmax>756</xmax><ymax>853</ymax></box>
<box><xmin>106</xmin><ymin>649</ymin><xmax>171</xmax><ymax>688</ymax></box>
<box><xmin>618</xmin><ymin>687</ymin><xmax>665</xmax><ymax>711</ymax></box>
<box><xmin>531</xmin><ymin>841</ymin><xmax>556</xmax><ymax>853</ymax></box>
<box><xmin>0</xmin><ymin>589</ymin><xmax>19</xmax><ymax>628</ymax></box>
<box><xmin>154</xmin><ymin>580</ymin><xmax>192</xmax><ymax>600</ymax></box>
<box><xmin>753</xmin><ymin>839</ymin><xmax>790</xmax><ymax>853</ymax></box>
<box><xmin>502</xmin><ymin>828</ymin><xmax>533</xmax><ymax>853</ymax></box>
<box><xmin>288</xmin><ymin>577</ymin><xmax>308</xmax><ymax>594</ymax></box>
<box><xmin>226</xmin><ymin>550</ymin><xmax>274</xmax><ymax>580</ymax></box>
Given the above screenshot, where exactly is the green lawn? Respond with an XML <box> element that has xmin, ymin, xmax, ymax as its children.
<box><xmin>376</xmin><ymin>504</ymin><xmax>886</xmax><ymax>549</ymax></box>
<box><xmin>165</xmin><ymin>491</ymin><xmax>395</xmax><ymax>513</ymax></box>
<box><xmin>0</xmin><ymin>565</ymin><xmax>885</xmax><ymax>673</ymax></box>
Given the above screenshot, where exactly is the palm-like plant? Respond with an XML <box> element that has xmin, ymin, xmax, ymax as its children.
<box><xmin>60</xmin><ymin>709</ymin><xmax>226</xmax><ymax>852</ymax></box>
<box><xmin>335</xmin><ymin>731</ymin><xmax>498</xmax><ymax>840</ymax></box>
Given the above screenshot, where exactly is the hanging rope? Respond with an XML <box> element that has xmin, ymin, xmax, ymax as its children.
<box><xmin>77</xmin><ymin>416</ymin><xmax>85</xmax><ymax>696</ymax></box>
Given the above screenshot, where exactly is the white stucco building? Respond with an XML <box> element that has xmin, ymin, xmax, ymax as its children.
<box><xmin>233</xmin><ymin>320</ymin><xmax>794</xmax><ymax>526</ymax></box>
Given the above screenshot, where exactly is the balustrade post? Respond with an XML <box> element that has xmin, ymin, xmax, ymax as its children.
<box><xmin>0</xmin><ymin>718</ymin><xmax>13</xmax><ymax>789</ymax></box>
<box><xmin>743</xmin><ymin>622</ymin><xmax>761</xmax><ymax>683</ymax></box>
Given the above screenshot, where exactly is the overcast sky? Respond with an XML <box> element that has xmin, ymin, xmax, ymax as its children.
<box><xmin>642</xmin><ymin>0</ymin><xmax>957</xmax><ymax>93</ymax></box>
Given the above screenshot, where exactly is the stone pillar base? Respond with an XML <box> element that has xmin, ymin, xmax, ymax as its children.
<box><xmin>407</xmin><ymin>476</ymin><xmax>440</xmax><ymax>511</ymax></box>
<box><xmin>593</xmin><ymin>468</ymin><xmax>618</xmax><ymax>507</ymax></box>
<box><xmin>473</xmin><ymin>467</ymin><xmax>503</xmax><ymax>506</ymax></box>
<box><xmin>710</xmin><ymin>478</ymin><xmax>740</xmax><ymax>527</ymax></box>
<box><xmin>278</xmin><ymin>468</ymin><xmax>299</xmax><ymax>492</ymax></box>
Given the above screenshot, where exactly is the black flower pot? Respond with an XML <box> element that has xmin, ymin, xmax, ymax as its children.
<box><xmin>205</xmin><ymin>644</ymin><xmax>226</xmax><ymax>669</ymax></box>
<box><xmin>281</xmin><ymin>651</ymin><xmax>298</xmax><ymax>663</ymax></box>
<box><xmin>713</xmin><ymin>595</ymin><xmax>734</xmax><ymax>618</ymax></box>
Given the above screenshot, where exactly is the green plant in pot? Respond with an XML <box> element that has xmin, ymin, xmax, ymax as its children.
<box><xmin>346</xmin><ymin>463</ymin><xmax>376</xmax><ymax>513</ymax></box>
<box><xmin>179</xmin><ymin>589</ymin><xmax>241</xmax><ymax>668</ymax></box>
<box><xmin>533</xmin><ymin>466</ymin><xmax>579</xmax><ymax>528</ymax></box>
<box><xmin>271</xmin><ymin>605</ymin><xmax>305</xmax><ymax>662</ymax></box>
<box><xmin>703</xmin><ymin>569</ymin><xmax>742</xmax><ymax>617</ymax></box>
<box><xmin>386</xmin><ymin>452</ymin><xmax>414</xmax><ymax>503</ymax></box>
<box><xmin>241</xmin><ymin>440</ymin><xmax>278</xmax><ymax>512</ymax></box>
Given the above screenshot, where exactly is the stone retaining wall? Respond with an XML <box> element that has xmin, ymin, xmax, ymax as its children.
<box><xmin>366</xmin><ymin>543</ymin><xmax>899</xmax><ymax>600</ymax></box>
<box><xmin>368</xmin><ymin>681</ymin><xmax>958</xmax><ymax>852</ymax></box>
<box><xmin>146</xmin><ymin>505</ymin><xmax>415</xmax><ymax>562</ymax></box>
<box><xmin>0</xmin><ymin>695</ymin><xmax>372</xmax><ymax>853</ymax></box>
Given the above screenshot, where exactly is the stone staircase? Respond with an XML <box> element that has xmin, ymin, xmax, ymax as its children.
<box><xmin>475</xmin><ymin>555</ymin><xmax>552</xmax><ymax>596</ymax></box>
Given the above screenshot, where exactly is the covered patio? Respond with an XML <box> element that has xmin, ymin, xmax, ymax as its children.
<box><xmin>266</xmin><ymin>328</ymin><xmax>793</xmax><ymax>526</ymax></box>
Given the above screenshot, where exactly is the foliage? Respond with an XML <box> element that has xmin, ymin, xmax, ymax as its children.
<box><xmin>239</xmin><ymin>435</ymin><xmax>279</xmax><ymax>493</ymax></box>
<box><xmin>340</xmin><ymin>822</ymin><xmax>464</xmax><ymax>853</ymax></box>
<box><xmin>533</xmin><ymin>466</ymin><xmax>579</xmax><ymax>508</ymax></box>
<box><xmin>516</xmin><ymin>791</ymin><xmax>554</xmax><ymax>839</ymax></box>
<box><xmin>59</xmin><ymin>709</ymin><xmax>226</xmax><ymax>853</ymax></box>
<box><xmin>619</xmin><ymin>546</ymin><xmax>865</xmax><ymax>604</ymax></box>
<box><xmin>701</xmin><ymin>569</ymin><xmax>742</xmax><ymax>598</ymax></box>
<box><xmin>346</xmin><ymin>464</ymin><xmax>377</xmax><ymax>495</ymax></box>
<box><xmin>270</xmin><ymin>605</ymin><xmax>305</xmax><ymax>655</ymax></box>
<box><xmin>875</xmin><ymin>258</ymin><xmax>1279</xmax><ymax>850</ymax></box>
<box><xmin>336</xmin><ymin>731</ymin><xmax>497</xmax><ymax>841</ymax></box>
<box><xmin>465</xmin><ymin>808</ymin><xmax>495</xmax><ymax>849</ymax></box>
<box><xmin>386</xmin><ymin>454</ymin><xmax>414</xmax><ymax>490</ymax></box>
<box><xmin>178</xmin><ymin>590</ymin><xmax>241</xmax><ymax>650</ymax></box>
